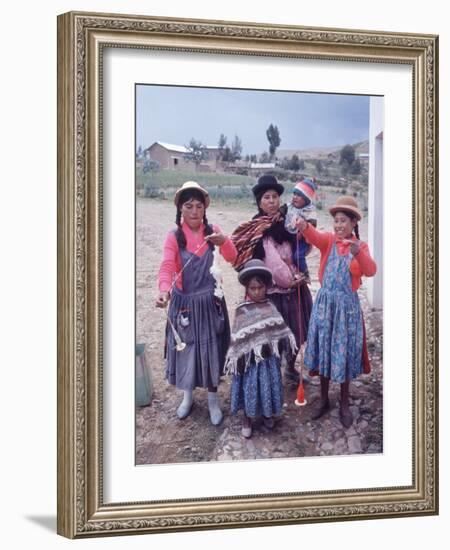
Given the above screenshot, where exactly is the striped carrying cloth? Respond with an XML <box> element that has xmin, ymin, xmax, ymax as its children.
<box><xmin>231</xmin><ymin>212</ymin><xmax>282</xmax><ymax>270</ymax></box>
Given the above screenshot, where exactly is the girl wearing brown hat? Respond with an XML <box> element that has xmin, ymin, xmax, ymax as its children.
<box><xmin>156</xmin><ymin>181</ymin><xmax>237</xmax><ymax>425</ymax></box>
<box><xmin>224</xmin><ymin>260</ymin><xmax>297</xmax><ymax>438</ymax></box>
<box><xmin>296</xmin><ymin>196</ymin><xmax>377</xmax><ymax>428</ymax></box>
<box><xmin>231</xmin><ymin>174</ymin><xmax>313</xmax><ymax>385</ymax></box>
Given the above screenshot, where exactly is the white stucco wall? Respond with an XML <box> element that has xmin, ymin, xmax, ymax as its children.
<box><xmin>367</xmin><ymin>96</ymin><xmax>384</xmax><ymax>308</ymax></box>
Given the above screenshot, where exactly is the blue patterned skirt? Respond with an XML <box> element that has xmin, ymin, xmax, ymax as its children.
<box><xmin>230</xmin><ymin>355</ymin><xmax>284</xmax><ymax>418</ymax></box>
<box><xmin>304</xmin><ymin>287</ymin><xmax>364</xmax><ymax>383</ymax></box>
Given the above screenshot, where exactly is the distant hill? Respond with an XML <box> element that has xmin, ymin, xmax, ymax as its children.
<box><xmin>277</xmin><ymin>140</ymin><xmax>369</xmax><ymax>160</ymax></box>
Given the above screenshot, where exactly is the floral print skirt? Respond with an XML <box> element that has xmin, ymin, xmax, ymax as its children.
<box><xmin>304</xmin><ymin>287</ymin><xmax>364</xmax><ymax>383</ymax></box>
<box><xmin>230</xmin><ymin>355</ymin><xmax>284</xmax><ymax>418</ymax></box>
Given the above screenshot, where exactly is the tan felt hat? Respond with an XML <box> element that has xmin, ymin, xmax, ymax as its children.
<box><xmin>328</xmin><ymin>195</ymin><xmax>362</xmax><ymax>221</ymax></box>
<box><xmin>174</xmin><ymin>181</ymin><xmax>210</xmax><ymax>208</ymax></box>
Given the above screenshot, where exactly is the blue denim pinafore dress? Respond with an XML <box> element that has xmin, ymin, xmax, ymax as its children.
<box><xmin>304</xmin><ymin>243</ymin><xmax>364</xmax><ymax>382</ymax></box>
<box><xmin>165</xmin><ymin>245</ymin><xmax>230</xmax><ymax>390</ymax></box>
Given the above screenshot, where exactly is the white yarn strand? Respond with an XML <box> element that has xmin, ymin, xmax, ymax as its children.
<box><xmin>209</xmin><ymin>247</ymin><xmax>224</xmax><ymax>299</ymax></box>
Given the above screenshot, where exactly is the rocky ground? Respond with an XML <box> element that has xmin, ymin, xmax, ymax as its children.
<box><xmin>136</xmin><ymin>197</ymin><xmax>383</xmax><ymax>465</ymax></box>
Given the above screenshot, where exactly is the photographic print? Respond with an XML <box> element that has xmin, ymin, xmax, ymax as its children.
<box><xmin>135</xmin><ymin>84</ymin><xmax>384</xmax><ymax>465</ymax></box>
<box><xmin>57</xmin><ymin>12</ymin><xmax>437</xmax><ymax>537</ymax></box>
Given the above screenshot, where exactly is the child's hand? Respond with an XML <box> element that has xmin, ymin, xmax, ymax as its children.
<box><xmin>205</xmin><ymin>232</ymin><xmax>226</xmax><ymax>246</ymax></box>
<box><xmin>156</xmin><ymin>292</ymin><xmax>170</xmax><ymax>308</ymax></box>
<box><xmin>272</xmin><ymin>211</ymin><xmax>283</xmax><ymax>223</ymax></box>
<box><xmin>343</xmin><ymin>239</ymin><xmax>361</xmax><ymax>256</ymax></box>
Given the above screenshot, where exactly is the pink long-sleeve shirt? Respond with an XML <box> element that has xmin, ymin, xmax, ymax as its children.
<box><xmin>262</xmin><ymin>237</ymin><xmax>297</xmax><ymax>292</ymax></box>
<box><xmin>158</xmin><ymin>222</ymin><xmax>237</xmax><ymax>292</ymax></box>
<box><xmin>302</xmin><ymin>223</ymin><xmax>377</xmax><ymax>291</ymax></box>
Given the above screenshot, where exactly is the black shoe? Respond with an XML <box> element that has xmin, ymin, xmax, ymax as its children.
<box><xmin>339</xmin><ymin>408</ymin><xmax>353</xmax><ymax>429</ymax></box>
<box><xmin>311</xmin><ymin>399</ymin><xmax>330</xmax><ymax>420</ymax></box>
<box><xmin>262</xmin><ymin>416</ymin><xmax>275</xmax><ymax>429</ymax></box>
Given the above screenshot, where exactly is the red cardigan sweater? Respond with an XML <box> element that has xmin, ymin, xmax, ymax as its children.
<box><xmin>302</xmin><ymin>223</ymin><xmax>377</xmax><ymax>291</ymax></box>
<box><xmin>158</xmin><ymin>222</ymin><xmax>237</xmax><ymax>292</ymax></box>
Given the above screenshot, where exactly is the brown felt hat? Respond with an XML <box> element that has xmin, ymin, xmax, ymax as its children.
<box><xmin>237</xmin><ymin>259</ymin><xmax>273</xmax><ymax>287</ymax></box>
<box><xmin>329</xmin><ymin>195</ymin><xmax>362</xmax><ymax>221</ymax></box>
<box><xmin>174</xmin><ymin>181</ymin><xmax>210</xmax><ymax>208</ymax></box>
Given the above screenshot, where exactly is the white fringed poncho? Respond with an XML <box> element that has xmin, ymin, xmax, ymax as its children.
<box><xmin>224</xmin><ymin>299</ymin><xmax>297</xmax><ymax>375</ymax></box>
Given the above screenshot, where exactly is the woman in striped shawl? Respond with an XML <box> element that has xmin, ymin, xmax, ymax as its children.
<box><xmin>231</xmin><ymin>175</ymin><xmax>313</xmax><ymax>384</ymax></box>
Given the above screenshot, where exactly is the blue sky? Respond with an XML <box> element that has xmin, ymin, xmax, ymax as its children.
<box><xmin>136</xmin><ymin>84</ymin><xmax>370</xmax><ymax>155</ymax></box>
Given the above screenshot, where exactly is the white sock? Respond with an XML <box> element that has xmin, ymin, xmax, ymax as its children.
<box><xmin>176</xmin><ymin>390</ymin><xmax>193</xmax><ymax>419</ymax></box>
<box><xmin>208</xmin><ymin>392</ymin><xmax>223</xmax><ymax>426</ymax></box>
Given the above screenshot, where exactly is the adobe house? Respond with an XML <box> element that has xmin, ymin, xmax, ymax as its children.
<box><xmin>248</xmin><ymin>162</ymin><xmax>276</xmax><ymax>176</ymax></box>
<box><xmin>144</xmin><ymin>141</ymin><xmax>191</xmax><ymax>170</ymax></box>
<box><xmin>145</xmin><ymin>141</ymin><xmax>222</xmax><ymax>172</ymax></box>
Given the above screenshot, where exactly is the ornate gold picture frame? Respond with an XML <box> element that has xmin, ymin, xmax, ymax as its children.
<box><xmin>57</xmin><ymin>11</ymin><xmax>438</xmax><ymax>538</ymax></box>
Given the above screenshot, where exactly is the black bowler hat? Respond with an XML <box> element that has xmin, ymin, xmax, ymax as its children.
<box><xmin>252</xmin><ymin>174</ymin><xmax>284</xmax><ymax>202</ymax></box>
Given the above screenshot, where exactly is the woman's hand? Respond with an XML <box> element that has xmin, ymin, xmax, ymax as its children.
<box><xmin>156</xmin><ymin>292</ymin><xmax>170</xmax><ymax>308</ymax></box>
<box><xmin>205</xmin><ymin>232</ymin><xmax>226</xmax><ymax>246</ymax></box>
<box><xmin>295</xmin><ymin>217</ymin><xmax>308</xmax><ymax>233</ymax></box>
<box><xmin>290</xmin><ymin>273</ymin><xmax>304</xmax><ymax>288</ymax></box>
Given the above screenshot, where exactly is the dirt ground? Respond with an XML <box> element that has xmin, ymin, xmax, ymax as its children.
<box><xmin>136</xmin><ymin>197</ymin><xmax>383</xmax><ymax>465</ymax></box>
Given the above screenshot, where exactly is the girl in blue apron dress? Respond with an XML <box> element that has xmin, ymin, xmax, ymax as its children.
<box><xmin>297</xmin><ymin>196</ymin><xmax>377</xmax><ymax>428</ymax></box>
<box><xmin>156</xmin><ymin>182</ymin><xmax>237</xmax><ymax>425</ymax></box>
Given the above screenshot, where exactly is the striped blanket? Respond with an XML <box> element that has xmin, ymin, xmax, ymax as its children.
<box><xmin>231</xmin><ymin>211</ymin><xmax>282</xmax><ymax>270</ymax></box>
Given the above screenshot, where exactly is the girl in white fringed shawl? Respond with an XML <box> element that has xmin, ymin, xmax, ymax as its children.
<box><xmin>225</xmin><ymin>260</ymin><xmax>297</xmax><ymax>438</ymax></box>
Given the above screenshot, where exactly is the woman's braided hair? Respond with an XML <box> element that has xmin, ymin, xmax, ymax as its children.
<box><xmin>175</xmin><ymin>189</ymin><xmax>214</xmax><ymax>250</ymax></box>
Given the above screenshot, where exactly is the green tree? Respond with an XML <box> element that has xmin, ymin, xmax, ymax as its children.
<box><xmin>142</xmin><ymin>159</ymin><xmax>161</xmax><ymax>197</ymax></box>
<box><xmin>266</xmin><ymin>124</ymin><xmax>281</xmax><ymax>158</ymax></box>
<box><xmin>185</xmin><ymin>138</ymin><xmax>207</xmax><ymax>166</ymax></box>
<box><xmin>340</xmin><ymin>144</ymin><xmax>356</xmax><ymax>167</ymax></box>
<box><xmin>231</xmin><ymin>134</ymin><xmax>243</xmax><ymax>161</ymax></box>
<box><xmin>218</xmin><ymin>134</ymin><xmax>227</xmax><ymax>160</ymax></box>
<box><xmin>260</xmin><ymin>151</ymin><xmax>271</xmax><ymax>163</ymax></box>
<box><xmin>350</xmin><ymin>158</ymin><xmax>362</xmax><ymax>175</ymax></box>
<box><xmin>314</xmin><ymin>159</ymin><xmax>324</xmax><ymax>175</ymax></box>
<box><xmin>221</xmin><ymin>146</ymin><xmax>233</xmax><ymax>162</ymax></box>
<box><xmin>290</xmin><ymin>154</ymin><xmax>300</xmax><ymax>171</ymax></box>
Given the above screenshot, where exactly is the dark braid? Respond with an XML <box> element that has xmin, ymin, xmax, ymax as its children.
<box><xmin>175</xmin><ymin>208</ymin><xmax>187</xmax><ymax>249</ymax></box>
<box><xmin>347</xmin><ymin>212</ymin><xmax>360</xmax><ymax>239</ymax></box>
<box><xmin>203</xmin><ymin>214</ymin><xmax>215</xmax><ymax>250</ymax></box>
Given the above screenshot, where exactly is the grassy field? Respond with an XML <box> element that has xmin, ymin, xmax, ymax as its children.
<box><xmin>137</xmin><ymin>164</ymin><xmax>368</xmax><ymax>210</ymax></box>
<box><xmin>139</xmin><ymin>188</ymin><xmax>368</xmax><ymax>215</ymax></box>
<box><xmin>136</xmin><ymin>166</ymin><xmax>255</xmax><ymax>190</ymax></box>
